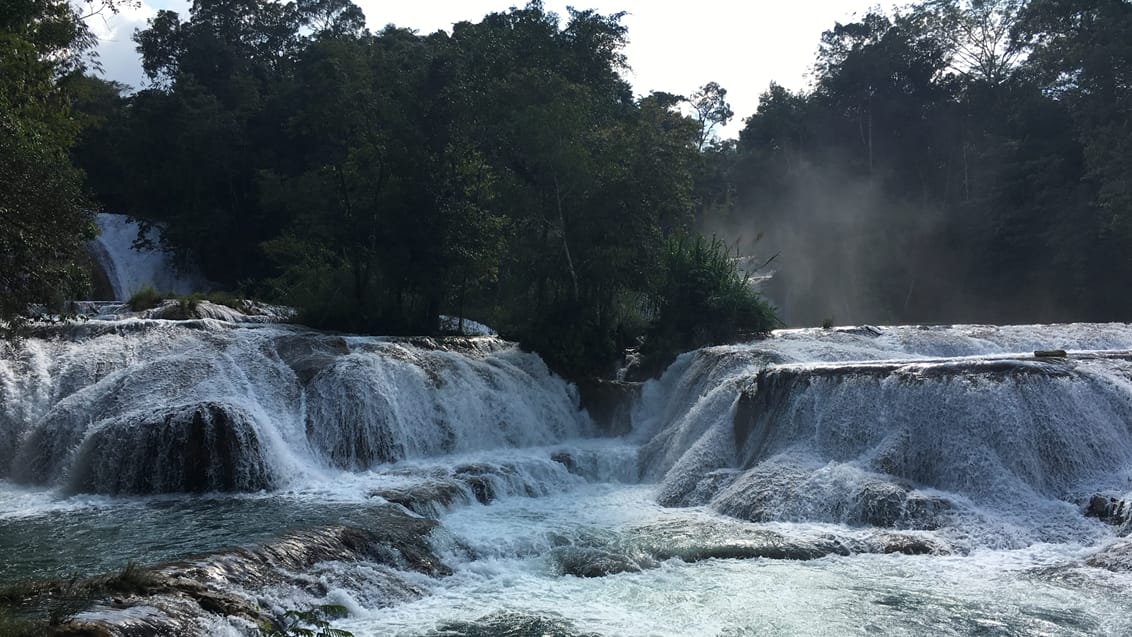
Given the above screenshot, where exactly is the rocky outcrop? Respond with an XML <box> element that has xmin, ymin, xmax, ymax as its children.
<box><xmin>371</xmin><ymin>479</ymin><xmax>470</xmax><ymax>517</ymax></box>
<box><xmin>1085</xmin><ymin>494</ymin><xmax>1131</xmax><ymax>533</ymax></box>
<box><xmin>44</xmin><ymin>508</ymin><xmax>448</xmax><ymax>636</ymax></box>
<box><xmin>1085</xmin><ymin>539</ymin><xmax>1132</xmax><ymax>572</ymax></box>
<box><xmin>547</xmin><ymin>517</ymin><xmax>951</xmax><ymax>579</ymax></box>
<box><xmin>66</xmin><ymin>402</ymin><xmax>274</xmax><ymax>495</ymax></box>
<box><xmin>2</xmin><ymin>317</ymin><xmax>590</xmax><ymax>494</ymax></box>
<box><xmin>429</xmin><ymin>611</ymin><xmax>602</xmax><ymax>637</ymax></box>
<box><xmin>369</xmin><ymin>454</ymin><xmax>596</xmax><ymax>518</ymax></box>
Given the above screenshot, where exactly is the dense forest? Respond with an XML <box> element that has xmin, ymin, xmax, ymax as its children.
<box><xmin>2</xmin><ymin>0</ymin><xmax>1131</xmax><ymax>376</ymax></box>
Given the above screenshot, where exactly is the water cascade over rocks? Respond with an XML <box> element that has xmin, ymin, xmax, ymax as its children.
<box><xmin>3</xmin><ymin>317</ymin><xmax>1132</xmax><ymax>635</ymax></box>
<box><xmin>0</xmin><ymin>320</ymin><xmax>589</xmax><ymax>495</ymax></box>
<box><xmin>89</xmin><ymin>214</ymin><xmax>210</xmax><ymax>300</ymax></box>
<box><xmin>643</xmin><ymin>325</ymin><xmax>1132</xmax><ymax>548</ymax></box>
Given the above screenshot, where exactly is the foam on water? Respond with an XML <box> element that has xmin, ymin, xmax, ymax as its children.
<box><xmin>329</xmin><ymin>486</ymin><xmax>1132</xmax><ymax>637</ymax></box>
<box><xmin>0</xmin><ymin>320</ymin><xmax>591</xmax><ymax>496</ymax></box>
<box><xmin>3</xmin><ymin>319</ymin><xmax>1132</xmax><ymax>634</ymax></box>
<box><xmin>639</xmin><ymin>324</ymin><xmax>1132</xmax><ymax>548</ymax></box>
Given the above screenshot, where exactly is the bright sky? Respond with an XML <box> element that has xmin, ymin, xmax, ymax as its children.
<box><xmin>88</xmin><ymin>1</ymin><xmax>894</xmax><ymax>137</ymax></box>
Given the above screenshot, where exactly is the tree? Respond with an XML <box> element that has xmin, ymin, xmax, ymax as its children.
<box><xmin>689</xmin><ymin>81</ymin><xmax>734</xmax><ymax>151</ymax></box>
<box><xmin>1010</xmin><ymin>0</ymin><xmax>1132</xmax><ymax>318</ymax></box>
<box><xmin>0</xmin><ymin>0</ymin><xmax>118</xmax><ymax>321</ymax></box>
<box><xmin>75</xmin><ymin>0</ymin><xmax>776</xmax><ymax>375</ymax></box>
<box><xmin>922</xmin><ymin>0</ymin><xmax>1025</xmax><ymax>84</ymax></box>
<box><xmin>126</xmin><ymin>0</ymin><xmax>312</xmax><ymax>284</ymax></box>
<box><xmin>1016</xmin><ymin>0</ymin><xmax>1132</xmax><ymax>236</ymax></box>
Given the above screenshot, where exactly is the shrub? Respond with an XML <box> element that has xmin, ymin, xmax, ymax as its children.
<box><xmin>126</xmin><ymin>285</ymin><xmax>165</xmax><ymax>311</ymax></box>
<box><xmin>639</xmin><ymin>234</ymin><xmax>779</xmax><ymax>375</ymax></box>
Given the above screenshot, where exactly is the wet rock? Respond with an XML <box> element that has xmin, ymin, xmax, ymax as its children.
<box><xmin>711</xmin><ymin>467</ymin><xmax>951</xmax><ymax>531</ymax></box>
<box><xmin>389</xmin><ymin>335</ymin><xmax>508</xmax><ymax>357</ymax></box>
<box><xmin>463</xmin><ymin>476</ymin><xmax>495</xmax><ymax>505</ymax></box>
<box><xmin>1085</xmin><ymin>494</ymin><xmax>1131</xmax><ymax>530</ymax></box>
<box><xmin>1085</xmin><ymin>540</ymin><xmax>1132</xmax><ymax>572</ymax></box>
<box><xmin>632</xmin><ymin>518</ymin><xmax>850</xmax><ymax>563</ymax></box>
<box><xmin>371</xmin><ymin>480</ymin><xmax>468</xmax><ymax>516</ymax></box>
<box><xmin>48</xmin><ymin>509</ymin><xmax>449</xmax><ymax>636</ymax></box>
<box><xmin>656</xmin><ymin>468</ymin><xmax>740</xmax><ymax>508</ymax></box>
<box><xmin>631</xmin><ymin>518</ymin><xmax>950</xmax><ymax>567</ymax></box>
<box><xmin>554</xmin><ymin>545</ymin><xmax>650</xmax><ymax>578</ymax></box>
<box><xmin>575</xmin><ymin>379</ymin><xmax>640</xmax><ymax>436</ymax></box>
<box><xmin>274</xmin><ymin>334</ymin><xmax>350</xmax><ymax>384</ymax></box>
<box><xmin>854</xmin><ymin>482</ymin><xmax>950</xmax><ymax>530</ymax></box>
<box><xmin>839</xmin><ymin>325</ymin><xmax>884</xmax><ymax>337</ymax></box>
<box><xmin>83</xmin><ymin>244</ymin><xmax>117</xmax><ymax>302</ymax></box>
<box><xmin>0</xmin><ymin>412</ymin><xmax>19</xmax><ymax>477</ymax></box>
<box><xmin>551</xmin><ymin>451</ymin><xmax>580</xmax><ymax>475</ymax></box>
<box><xmin>856</xmin><ymin>482</ymin><xmax>908</xmax><ymax>527</ymax></box>
<box><xmin>66</xmin><ymin>402</ymin><xmax>274</xmax><ymax>495</ymax></box>
<box><xmin>874</xmin><ymin>533</ymin><xmax>948</xmax><ymax>555</ymax></box>
<box><xmin>429</xmin><ymin>611</ymin><xmax>601</xmax><ymax>637</ymax></box>
<box><xmin>454</xmin><ymin>464</ymin><xmax>506</xmax><ymax>504</ymax></box>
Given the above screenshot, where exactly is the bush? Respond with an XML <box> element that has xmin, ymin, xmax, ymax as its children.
<box><xmin>126</xmin><ymin>284</ymin><xmax>165</xmax><ymax>311</ymax></box>
<box><xmin>639</xmin><ymin>234</ymin><xmax>778</xmax><ymax>375</ymax></box>
<box><xmin>126</xmin><ymin>286</ymin><xmax>257</xmax><ymax>317</ymax></box>
<box><xmin>504</xmin><ymin>301</ymin><xmax>624</xmax><ymax>379</ymax></box>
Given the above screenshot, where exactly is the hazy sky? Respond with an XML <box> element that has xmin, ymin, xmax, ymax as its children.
<box><xmin>88</xmin><ymin>1</ymin><xmax>891</xmax><ymax>137</ymax></box>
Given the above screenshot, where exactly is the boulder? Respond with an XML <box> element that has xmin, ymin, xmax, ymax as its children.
<box><xmin>67</xmin><ymin>402</ymin><xmax>274</xmax><ymax>495</ymax></box>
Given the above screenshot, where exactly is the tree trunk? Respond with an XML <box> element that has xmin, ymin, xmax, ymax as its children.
<box><xmin>554</xmin><ymin>174</ymin><xmax>580</xmax><ymax>302</ymax></box>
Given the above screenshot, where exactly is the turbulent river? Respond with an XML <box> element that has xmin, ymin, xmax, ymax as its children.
<box><xmin>2</xmin><ymin>314</ymin><xmax>1132</xmax><ymax>636</ymax></box>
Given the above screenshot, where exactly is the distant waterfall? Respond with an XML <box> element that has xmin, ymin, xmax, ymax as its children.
<box><xmin>89</xmin><ymin>213</ymin><xmax>209</xmax><ymax>300</ymax></box>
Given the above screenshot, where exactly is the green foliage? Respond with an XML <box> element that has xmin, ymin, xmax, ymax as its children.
<box><xmin>0</xmin><ymin>1</ymin><xmax>142</xmax><ymax>324</ymax></box>
<box><xmin>715</xmin><ymin>0</ymin><xmax>1132</xmax><ymax>325</ymax></box>
<box><xmin>258</xmin><ymin>604</ymin><xmax>353</xmax><ymax>637</ymax></box>
<box><xmin>639</xmin><ymin>235</ymin><xmax>779</xmax><ymax>374</ymax></box>
<box><xmin>126</xmin><ymin>286</ymin><xmax>252</xmax><ymax>316</ymax></box>
<box><xmin>55</xmin><ymin>0</ymin><xmax>1132</xmax><ymax>373</ymax></box>
<box><xmin>126</xmin><ymin>284</ymin><xmax>165</xmax><ymax>311</ymax></box>
<box><xmin>90</xmin><ymin>0</ymin><xmax>715</xmax><ymax>375</ymax></box>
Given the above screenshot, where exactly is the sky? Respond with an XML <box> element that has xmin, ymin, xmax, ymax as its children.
<box><xmin>87</xmin><ymin>1</ymin><xmax>892</xmax><ymax>138</ymax></box>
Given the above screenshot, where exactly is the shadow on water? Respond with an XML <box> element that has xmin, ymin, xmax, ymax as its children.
<box><xmin>0</xmin><ymin>494</ymin><xmax>395</xmax><ymax>581</ymax></box>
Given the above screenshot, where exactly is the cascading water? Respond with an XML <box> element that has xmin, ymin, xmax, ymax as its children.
<box><xmin>89</xmin><ymin>213</ymin><xmax>210</xmax><ymax>300</ymax></box>
<box><xmin>2</xmin><ymin>317</ymin><xmax>1132</xmax><ymax>636</ymax></box>
<box><xmin>0</xmin><ymin>320</ymin><xmax>590</xmax><ymax>495</ymax></box>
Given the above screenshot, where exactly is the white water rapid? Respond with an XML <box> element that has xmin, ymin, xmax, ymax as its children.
<box><xmin>2</xmin><ymin>318</ymin><xmax>1132</xmax><ymax>636</ymax></box>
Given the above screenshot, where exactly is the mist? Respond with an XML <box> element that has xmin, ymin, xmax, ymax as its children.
<box><xmin>705</xmin><ymin>158</ymin><xmax>1074</xmax><ymax>329</ymax></box>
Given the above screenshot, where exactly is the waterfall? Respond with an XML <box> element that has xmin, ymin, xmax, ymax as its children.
<box><xmin>5</xmin><ymin>319</ymin><xmax>1132</xmax><ymax>636</ymax></box>
<box><xmin>639</xmin><ymin>323</ymin><xmax>1132</xmax><ymax>546</ymax></box>
<box><xmin>89</xmin><ymin>213</ymin><xmax>209</xmax><ymax>300</ymax></box>
<box><xmin>0</xmin><ymin>321</ymin><xmax>591</xmax><ymax>495</ymax></box>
